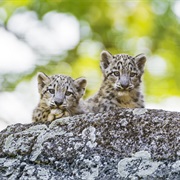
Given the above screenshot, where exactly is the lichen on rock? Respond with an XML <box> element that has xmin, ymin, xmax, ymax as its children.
<box><xmin>118</xmin><ymin>151</ymin><xmax>162</xmax><ymax>178</ymax></box>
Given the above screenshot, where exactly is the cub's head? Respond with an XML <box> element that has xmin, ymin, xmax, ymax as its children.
<box><xmin>37</xmin><ymin>72</ymin><xmax>87</xmax><ymax>114</ymax></box>
<box><xmin>100</xmin><ymin>50</ymin><xmax>146</xmax><ymax>91</ymax></box>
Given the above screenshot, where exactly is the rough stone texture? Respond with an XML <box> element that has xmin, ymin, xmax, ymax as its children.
<box><xmin>0</xmin><ymin>108</ymin><xmax>179</xmax><ymax>179</ymax></box>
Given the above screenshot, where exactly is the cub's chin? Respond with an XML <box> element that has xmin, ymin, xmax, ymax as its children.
<box><xmin>117</xmin><ymin>91</ymin><xmax>129</xmax><ymax>96</ymax></box>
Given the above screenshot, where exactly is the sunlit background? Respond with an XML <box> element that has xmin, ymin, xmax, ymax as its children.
<box><xmin>0</xmin><ymin>0</ymin><xmax>180</xmax><ymax>131</ymax></box>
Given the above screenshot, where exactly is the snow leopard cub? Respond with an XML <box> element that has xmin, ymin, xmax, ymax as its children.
<box><xmin>86</xmin><ymin>50</ymin><xmax>146</xmax><ymax>113</ymax></box>
<box><xmin>32</xmin><ymin>72</ymin><xmax>87</xmax><ymax>122</ymax></box>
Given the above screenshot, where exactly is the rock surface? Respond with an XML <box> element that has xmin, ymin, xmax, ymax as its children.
<box><xmin>0</xmin><ymin>108</ymin><xmax>180</xmax><ymax>179</ymax></box>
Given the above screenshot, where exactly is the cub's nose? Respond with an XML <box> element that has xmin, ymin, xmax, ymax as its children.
<box><xmin>120</xmin><ymin>82</ymin><xmax>129</xmax><ymax>89</ymax></box>
<box><xmin>54</xmin><ymin>100</ymin><xmax>63</xmax><ymax>106</ymax></box>
<box><xmin>120</xmin><ymin>75</ymin><xmax>129</xmax><ymax>90</ymax></box>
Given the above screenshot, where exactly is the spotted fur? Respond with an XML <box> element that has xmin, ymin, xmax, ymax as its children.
<box><xmin>86</xmin><ymin>50</ymin><xmax>146</xmax><ymax>113</ymax></box>
<box><xmin>32</xmin><ymin>72</ymin><xmax>87</xmax><ymax>122</ymax></box>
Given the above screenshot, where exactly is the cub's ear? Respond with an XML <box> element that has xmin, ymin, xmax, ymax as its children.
<box><xmin>74</xmin><ymin>77</ymin><xmax>87</xmax><ymax>89</ymax></box>
<box><xmin>134</xmin><ymin>53</ymin><xmax>146</xmax><ymax>72</ymax></box>
<box><xmin>100</xmin><ymin>50</ymin><xmax>113</xmax><ymax>70</ymax></box>
<box><xmin>74</xmin><ymin>77</ymin><xmax>87</xmax><ymax>96</ymax></box>
<box><xmin>37</xmin><ymin>72</ymin><xmax>50</xmax><ymax>93</ymax></box>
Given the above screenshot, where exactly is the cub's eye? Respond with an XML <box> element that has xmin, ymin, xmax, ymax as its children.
<box><xmin>130</xmin><ymin>73</ymin><xmax>137</xmax><ymax>77</ymax></box>
<box><xmin>48</xmin><ymin>89</ymin><xmax>55</xmax><ymax>94</ymax></box>
<box><xmin>65</xmin><ymin>91</ymin><xmax>72</xmax><ymax>96</ymax></box>
<box><xmin>113</xmin><ymin>71</ymin><xmax>120</xmax><ymax>76</ymax></box>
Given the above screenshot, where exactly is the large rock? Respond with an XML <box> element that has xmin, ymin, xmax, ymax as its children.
<box><xmin>0</xmin><ymin>109</ymin><xmax>179</xmax><ymax>179</ymax></box>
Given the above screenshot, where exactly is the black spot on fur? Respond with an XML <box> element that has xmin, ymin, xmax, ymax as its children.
<box><xmin>116</xmin><ymin>98</ymin><xmax>121</xmax><ymax>104</ymax></box>
<box><xmin>110</xmin><ymin>94</ymin><xmax>115</xmax><ymax>98</ymax></box>
<box><xmin>136</xmin><ymin>92</ymin><xmax>140</xmax><ymax>97</ymax></box>
<box><xmin>134</xmin><ymin>98</ymin><xmax>138</xmax><ymax>103</ymax></box>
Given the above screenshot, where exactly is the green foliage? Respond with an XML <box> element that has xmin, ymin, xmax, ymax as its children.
<box><xmin>1</xmin><ymin>0</ymin><xmax>180</xmax><ymax>102</ymax></box>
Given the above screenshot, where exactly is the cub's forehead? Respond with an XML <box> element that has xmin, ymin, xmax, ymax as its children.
<box><xmin>111</xmin><ymin>54</ymin><xmax>136</xmax><ymax>68</ymax></box>
<box><xmin>113</xmin><ymin>54</ymin><xmax>134</xmax><ymax>63</ymax></box>
<box><xmin>49</xmin><ymin>74</ymin><xmax>74</xmax><ymax>84</ymax></box>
